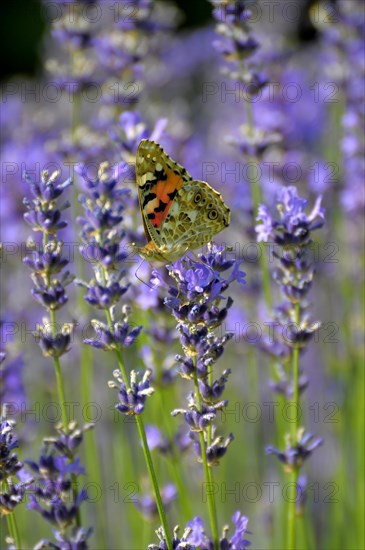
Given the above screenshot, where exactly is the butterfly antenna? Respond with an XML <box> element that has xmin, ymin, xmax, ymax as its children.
<box><xmin>133</xmin><ymin>258</ymin><xmax>158</xmax><ymax>291</ymax></box>
<box><xmin>134</xmin><ymin>259</ymin><xmax>150</xmax><ymax>288</ymax></box>
<box><xmin>133</xmin><ymin>260</ymin><xmax>144</xmax><ymax>285</ymax></box>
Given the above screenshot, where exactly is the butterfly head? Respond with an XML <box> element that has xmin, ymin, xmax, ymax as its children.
<box><xmin>133</xmin><ymin>240</ymin><xmax>192</xmax><ymax>266</ymax></box>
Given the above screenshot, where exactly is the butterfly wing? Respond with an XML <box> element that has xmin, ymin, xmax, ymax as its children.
<box><xmin>159</xmin><ymin>179</ymin><xmax>230</xmax><ymax>251</ymax></box>
<box><xmin>136</xmin><ymin>139</ymin><xmax>230</xmax><ymax>263</ymax></box>
<box><xmin>136</xmin><ymin>139</ymin><xmax>193</xmax><ymax>247</ymax></box>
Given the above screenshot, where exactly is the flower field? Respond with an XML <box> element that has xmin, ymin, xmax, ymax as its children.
<box><xmin>1</xmin><ymin>1</ymin><xmax>364</xmax><ymax>549</ymax></box>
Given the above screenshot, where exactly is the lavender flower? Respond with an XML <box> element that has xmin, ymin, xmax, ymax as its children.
<box><xmin>172</xmin><ymin>396</ymin><xmax>228</xmax><ymax>433</ymax></box>
<box><xmin>318</xmin><ymin>0</ymin><xmax>365</xmax><ymax>216</ymax></box>
<box><xmin>35</xmin><ymin>320</ymin><xmax>73</xmax><ymax>359</ymax></box>
<box><xmin>84</xmin><ymin>314</ymin><xmax>142</xmax><ymax>351</ymax></box>
<box><xmin>0</xmin><ymin>417</ymin><xmax>22</xmax><ymax>483</ymax></box>
<box><xmin>266</xmin><ymin>429</ymin><xmax>324</xmax><ymax>472</ymax></box>
<box><xmin>50</xmin><ymin>0</ymin><xmax>97</xmax><ymax>50</ymax></box>
<box><xmin>23</xmin><ymin>171</ymin><xmax>75</xmax><ymax>359</ymax></box>
<box><xmin>48</xmin><ymin>0</ymin><xmax>175</xmax><ymax>163</ymax></box>
<box><xmin>0</xmin><ymin>413</ymin><xmax>28</xmax><ymax>518</ymax></box>
<box><xmin>190</xmin><ymin>429</ymin><xmax>234</xmax><ymax>467</ymax></box>
<box><xmin>256</xmin><ymin>187</ymin><xmax>324</xmax><ymax>350</ymax></box>
<box><xmin>23</xmin><ymin>169</ymin><xmax>92</xmax><ymax>545</ymax></box>
<box><xmin>34</xmin><ymin>527</ymin><xmax>93</xmax><ymax>550</ymax></box>
<box><xmin>111</xmin><ymin>111</ymin><xmax>167</xmax><ymax>168</ymax></box>
<box><xmin>255</xmin><ymin>185</ymin><xmax>325</xmax><ymax>353</ymax></box>
<box><xmin>77</xmin><ymin>161</ymin><xmax>128</xmax><ymax>243</ymax></box>
<box><xmin>256</xmin><ymin>186</ymin><xmax>325</xmax><ymax>246</ymax></box>
<box><xmin>44</xmin><ymin>0</ymin><xmax>99</xmax><ymax>108</ymax></box>
<box><xmin>23</xmin><ymin>171</ymin><xmax>72</xmax><ymax>234</ymax></box>
<box><xmin>0</xmin><ymin>480</ymin><xmax>27</xmax><ymax>518</ymax></box>
<box><xmin>109</xmin><ymin>368</ymin><xmax>154</xmax><ymax>416</ymax></box>
<box><xmin>135</xmin><ymin>483</ymin><xmax>177</xmax><ymax>520</ymax></box>
<box><xmin>145</xmin><ymin>425</ymin><xmax>170</xmax><ymax>453</ymax></box>
<box><xmin>256</xmin><ymin>186</ymin><xmax>325</xmax><ymax>529</ymax></box>
<box><xmin>0</xmin><ymin>346</ymin><xmax>26</xmax><ymax>411</ymax></box>
<box><xmin>186</xmin><ymin>517</ymin><xmax>207</xmax><ymax>547</ymax></box>
<box><xmin>148</xmin><ymin>244</ymin><xmax>247</xmax><ymax>545</ymax></box>
<box><xmin>77</xmin><ymin>162</ymin><xmax>142</xmax><ymax>353</ymax></box>
<box><xmin>296</xmin><ymin>475</ymin><xmax>309</xmax><ymax>515</ymax></box>
<box><xmin>162</xmin><ymin>246</ymin><xmax>245</xmax><ymax>469</ymax></box>
<box><xmin>210</xmin><ymin>0</ymin><xmax>268</xmax><ymax>92</ymax></box>
<box><xmin>229</xmin><ymin>511</ymin><xmax>251</xmax><ymax>549</ymax></box>
<box><xmin>268</xmin><ymin>363</ymin><xmax>308</xmax><ymax>399</ymax></box>
<box><xmin>149</xmin><ymin>513</ymin><xmax>251</xmax><ymax>550</ymax></box>
<box><xmin>26</xmin><ymin>422</ymin><xmax>92</xmax><ymax>546</ymax></box>
<box><xmin>144</xmin><ymin>421</ymin><xmax>190</xmax><ymax>458</ymax></box>
<box><xmin>148</xmin><ymin>525</ymin><xmax>196</xmax><ymax>550</ymax></box>
<box><xmin>209</xmin><ymin>0</ymin><xmax>282</xmax><ymax>261</ymax></box>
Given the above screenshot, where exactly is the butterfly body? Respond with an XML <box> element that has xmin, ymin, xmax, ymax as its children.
<box><xmin>135</xmin><ymin>139</ymin><xmax>230</xmax><ymax>264</ymax></box>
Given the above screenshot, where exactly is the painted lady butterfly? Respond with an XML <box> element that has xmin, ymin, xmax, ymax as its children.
<box><xmin>135</xmin><ymin>139</ymin><xmax>230</xmax><ymax>263</ymax></box>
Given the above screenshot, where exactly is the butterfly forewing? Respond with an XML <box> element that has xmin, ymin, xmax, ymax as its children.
<box><xmin>136</xmin><ymin>139</ymin><xmax>192</xmax><ymax>245</ymax></box>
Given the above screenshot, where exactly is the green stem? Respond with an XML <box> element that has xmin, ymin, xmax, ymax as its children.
<box><xmin>355</xmin><ymin>339</ymin><xmax>365</xmax><ymax>547</ymax></box>
<box><xmin>287</xmin><ymin>302</ymin><xmax>300</xmax><ymax>550</ymax></box>
<box><xmin>103</xmin><ymin>294</ymin><xmax>172</xmax><ymax>550</ymax></box>
<box><xmin>193</xmin><ymin>370</ymin><xmax>219</xmax><ymax>550</ymax></box>
<box><xmin>205</xmin><ymin>362</ymin><xmax>218</xmax><ymax>535</ymax></box>
<box><xmin>52</xmin><ymin>354</ymin><xmax>70</xmax><ymax>432</ymax></box>
<box><xmin>287</xmin><ymin>466</ymin><xmax>299</xmax><ymax>550</ymax></box>
<box><xmin>115</xmin><ymin>349</ymin><xmax>172</xmax><ymax>550</ymax></box>
<box><xmin>80</xmin><ymin>343</ymin><xmax>108</xmax><ymax>548</ymax></box>
<box><xmin>6</xmin><ymin>514</ymin><xmax>16</xmax><ymax>548</ymax></box>
<box><xmin>245</xmin><ymin>99</ymin><xmax>254</xmax><ymax>130</ymax></box>
<box><xmin>49</xmin><ymin>306</ymin><xmax>69</xmax><ymax>429</ymax></box>
<box><xmin>41</xmin><ymin>232</ymin><xmax>82</xmax><ymax>529</ymax></box>
<box><xmin>51</xmin><ymin>320</ymin><xmax>82</xmax><ymax>529</ymax></box>
<box><xmin>71</xmin><ymin>50</ymin><xmax>82</xmax><ymax>142</ymax></box>
<box><xmin>11</xmin><ymin>512</ymin><xmax>21</xmax><ymax>550</ymax></box>
<box><xmin>3</xmin><ymin>481</ymin><xmax>21</xmax><ymax>549</ymax></box>
<box><xmin>72</xmin><ymin>91</ymin><xmax>81</xmax><ymax>142</ymax></box>
<box><xmin>42</xmin><ymin>234</ymin><xmax>70</xmax><ymax>433</ymax></box>
<box><xmin>135</xmin><ymin>415</ymin><xmax>172</xmax><ymax>550</ymax></box>
<box><xmin>158</xmin><ymin>387</ymin><xmax>193</xmax><ymax>520</ymax></box>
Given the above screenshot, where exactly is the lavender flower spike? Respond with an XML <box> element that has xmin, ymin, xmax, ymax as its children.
<box><xmin>109</xmin><ymin>369</ymin><xmax>154</xmax><ymax>416</ymax></box>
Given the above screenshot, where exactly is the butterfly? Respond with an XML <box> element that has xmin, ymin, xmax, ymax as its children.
<box><xmin>134</xmin><ymin>139</ymin><xmax>230</xmax><ymax>264</ymax></box>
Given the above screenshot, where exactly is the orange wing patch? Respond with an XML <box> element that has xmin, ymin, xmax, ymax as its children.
<box><xmin>145</xmin><ymin>173</ymin><xmax>185</xmax><ymax>229</ymax></box>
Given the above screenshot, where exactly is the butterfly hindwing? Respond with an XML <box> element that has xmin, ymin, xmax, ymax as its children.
<box><xmin>159</xmin><ymin>180</ymin><xmax>230</xmax><ymax>249</ymax></box>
